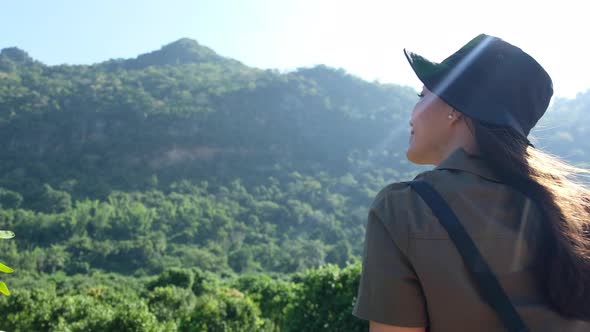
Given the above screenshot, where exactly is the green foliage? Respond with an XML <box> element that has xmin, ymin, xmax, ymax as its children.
<box><xmin>108</xmin><ymin>301</ymin><xmax>161</xmax><ymax>332</ymax></box>
<box><xmin>285</xmin><ymin>264</ymin><xmax>367</xmax><ymax>332</ymax></box>
<box><xmin>0</xmin><ymin>188</ymin><xmax>23</xmax><ymax>209</ymax></box>
<box><xmin>0</xmin><ymin>264</ymin><xmax>367</xmax><ymax>331</ymax></box>
<box><xmin>180</xmin><ymin>288</ymin><xmax>263</xmax><ymax>332</ymax></box>
<box><xmin>0</xmin><ymin>175</ymin><xmax>384</xmax><ymax>276</ymax></box>
<box><xmin>0</xmin><ymin>285</ymin><xmax>169</xmax><ymax>331</ymax></box>
<box><xmin>147</xmin><ymin>285</ymin><xmax>196</xmax><ymax>322</ymax></box>
<box><xmin>191</xmin><ymin>268</ymin><xmax>221</xmax><ymax>296</ymax></box>
<box><xmin>231</xmin><ymin>274</ymin><xmax>296</xmax><ymax>330</ymax></box>
<box><xmin>47</xmin><ymin>294</ymin><xmax>114</xmax><ymax>331</ymax></box>
<box><xmin>147</xmin><ymin>267</ymin><xmax>194</xmax><ymax>290</ymax></box>
<box><xmin>0</xmin><ymin>288</ymin><xmax>57</xmax><ymax>331</ymax></box>
<box><xmin>0</xmin><ymin>229</ymin><xmax>15</xmax><ymax>296</ymax></box>
<box><xmin>35</xmin><ymin>184</ymin><xmax>72</xmax><ymax>213</ymax></box>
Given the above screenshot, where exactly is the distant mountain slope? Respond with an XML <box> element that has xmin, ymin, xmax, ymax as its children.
<box><xmin>0</xmin><ymin>38</ymin><xmax>418</xmax><ymax>202</ymax></box>
<box><xmin>100</xmin><ymin>38</ymin><xmax>247</xmax><ymax>70</ymax></box>
<box><xmin>532</xmin><ymin>90</ymin><xmax>590</xmax><ymax>164</ymax></box>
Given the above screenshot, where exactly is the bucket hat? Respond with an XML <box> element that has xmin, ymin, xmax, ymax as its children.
<box><xmin>404</xmin><ymin>34</ymin><xmax>553</xmax><ymax>137</ymax></box>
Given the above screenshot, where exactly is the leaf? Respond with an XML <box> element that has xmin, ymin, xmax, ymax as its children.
<box><xmin>0</xmin><ymin>262</ymin><xmax>13</xmax><ymax>273</ymax></box>
<box><xmin>0</xmin><ymin>231</ymin><xmax>14</xmax><ymax>239</ymax></box>
<box><xmin>0</xmin><ymin>281</ymin><xmax>10</xmax><ymax>296</ymax></box>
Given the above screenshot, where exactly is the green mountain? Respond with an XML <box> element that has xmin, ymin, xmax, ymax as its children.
<box><xmin>0</xmin><ymin>38</ymin><xmax>420</xmax><ymax>277</ymax></box>
<box><xmin>101</xmin><ymin>38</ymin><xmax>247</xmax><ymax>70</ymax></box>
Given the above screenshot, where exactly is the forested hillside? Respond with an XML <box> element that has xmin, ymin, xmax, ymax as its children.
<box><xmin>533</xmin><ymin>91</ymin><xmax>590</xmax><ymax>163</ymax></box>
<box><xmin>0</xmin><ymin>38</ymin><xmax>587</xmax><ymax>331</ymax></box>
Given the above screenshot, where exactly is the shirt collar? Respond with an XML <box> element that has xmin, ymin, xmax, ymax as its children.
<box><xmin>435</xmin><ymin>147</ymin><xmax>502</xmax><ymax>183</ymax></box>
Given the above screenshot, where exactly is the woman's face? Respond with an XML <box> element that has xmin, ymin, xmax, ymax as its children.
<box><xmin>407</xmin><ymin>86</ymin><xmax>456</xmax><ymax>165</ymax></box>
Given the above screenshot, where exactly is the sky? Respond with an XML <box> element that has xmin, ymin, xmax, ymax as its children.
<box><xmin>1</xmin><ymin>0</ymin><xmax>589</xmax><ymax>98</ymax></box>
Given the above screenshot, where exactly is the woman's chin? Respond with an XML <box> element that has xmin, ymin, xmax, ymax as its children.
<box><xmin>406</xmin><ymin>146</ymin><xmax>418</xmax><ymax>164</ymax></box>
<box><xmin>406</xmin><ymin>146</ymin><xmax>429</xmax><ymax>165</ymax></box>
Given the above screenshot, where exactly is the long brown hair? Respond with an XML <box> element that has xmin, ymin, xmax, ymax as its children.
<box><xmin>472</xmin><ymin>120</ymin><xmax>590</xmax><ymax>319</ymax></box>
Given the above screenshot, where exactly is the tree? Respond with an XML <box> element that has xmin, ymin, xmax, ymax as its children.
<box><xmin>285</xmin><ymin>264</ymin><xmax>367</xmax><ymax>332</ymax></box>
<box><xmin>180</xmin><ymin>288</ymin><xmax>263</xmax><ymax>332</ymax></box>
<box><xmin>147</xmin><ymin>285</ymin><xmax>195</xmax><ymax>322</ymax></box>
<box><xmin>147</xmin><ymin>267</ymin><xmax>194</xmax><ymax>290</ymax></box>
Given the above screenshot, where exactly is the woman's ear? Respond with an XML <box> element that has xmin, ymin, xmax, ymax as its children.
<box><xmin>447</xmin><ymin>109</ymin><xmax>463</xmax><ymax>127</ymax></box>
<box><xmin>450</xmin><ymin>108</ymin><xmax>463</xmax><ymax>119</ymax></box>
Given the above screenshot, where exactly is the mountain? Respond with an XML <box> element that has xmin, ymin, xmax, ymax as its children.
<box><xmin>0</xmin><ymin>47</ymin><xmax>37</xmax><ymax>71</ymax></box>
<box><xmin>0</xmin><ymin>38</ymin><xmax>420</xmax><ymax>281</ymax></box>
<box><xmin>0</xmin><ymin>47</ymin><xmax>34</xmax><ymax>64</ymax></box>
<box><xmin>101</xmin><ymin>38</ymin><xmax>247</xmax><ymax>70</ymax></box>
<box><xmin>532</xmin><ymin>89</ymin><xmax>590</xmax><ymax>163</ymax></box>
<box><xmin>0</xmin><ymin>39</ymin><xmax>419</xmax><ymax>201</ymax></box>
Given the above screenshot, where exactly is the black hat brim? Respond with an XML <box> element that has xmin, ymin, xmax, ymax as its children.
<box><xmin>403</xmin><ymin>48</ymin><xmax>460</xmax><ymax>111</ymax></box>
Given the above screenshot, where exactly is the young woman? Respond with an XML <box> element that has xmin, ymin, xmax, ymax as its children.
<box><xmin>353</xmin><ymin>34</ymin><xmax>590</xmax><ymax>331</ymax></box>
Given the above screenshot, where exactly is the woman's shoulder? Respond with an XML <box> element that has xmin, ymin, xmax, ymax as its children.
<box><xmin>371</xmin><ymin>169</ymin><xmax>449</xmax><ymax>208</ymax></box>
<box><xmin>370</xmin><ymin>168</ymin><xmax>496</xmax><ymax>244</ymax></box>
<box><xmin>371</xmin><ymin>169</ymin><xmax>443</xmax><ymax>210</ymax></box>
<box><xmin>369</xmin><ymin>171</ymin><xmax>442</xmax><ymax>251</ymax></box>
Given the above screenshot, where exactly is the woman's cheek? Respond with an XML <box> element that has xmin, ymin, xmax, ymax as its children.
<box><xmin>406</xmin><ymin>130</ymin><xmax>428</xmax><ymax>163</ymax></box>
<box><xmin>409</xmin><ymin>128</ymin><xmax>425</xmax><ymax>153</ymax></box>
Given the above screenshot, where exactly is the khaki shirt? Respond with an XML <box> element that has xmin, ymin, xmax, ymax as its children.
<box><xmin>353</xmin><ymin>148</ymin><xmax>590</xmax><ymax>331</ymax></box>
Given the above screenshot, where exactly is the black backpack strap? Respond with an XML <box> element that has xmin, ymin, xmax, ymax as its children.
<box><xmin>407</xmin><ymin>180</ymin><xmax>529</xmax><ymax>332</ymax></box>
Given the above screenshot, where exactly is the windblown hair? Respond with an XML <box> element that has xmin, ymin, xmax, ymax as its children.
<box><xmin>472</xmin><ymin>120</ymin><xmax>590</xmax><ymax>319</ymax></box>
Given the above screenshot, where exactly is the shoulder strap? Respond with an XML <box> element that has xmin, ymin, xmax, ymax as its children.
<box><xmin>407</xmin><ymin>180</ymin><xmax>529</xmax><ymax>332</ymax></box>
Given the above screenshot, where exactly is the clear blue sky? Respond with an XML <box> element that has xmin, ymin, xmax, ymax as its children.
<box><xmin>2</xmin><ymin>0</ymin><xmax>588</xmax><ymax>98</ymax></box>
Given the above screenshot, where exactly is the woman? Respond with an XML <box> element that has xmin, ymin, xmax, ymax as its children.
<box><xmin>353</xmin><ymin>34</ymin><xmax>590</xmax><ymax>331</ymax></box>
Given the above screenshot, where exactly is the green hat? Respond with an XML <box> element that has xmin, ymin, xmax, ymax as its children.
<box><xmin>404</xmin><ymin>34</ymin><xmax>553</xmax><ymax>137</ymax></box>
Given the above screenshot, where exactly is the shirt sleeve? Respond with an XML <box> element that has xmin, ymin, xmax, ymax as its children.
<box><xmin>352</xmin><ymin>191</ymin><xmax>428</xmax><ymax>327</ymax></box>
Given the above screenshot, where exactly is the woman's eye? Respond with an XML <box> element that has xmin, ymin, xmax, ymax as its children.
<box><xmin>417</xmin><ymin>92</ymin><xmax>425</xmax><ymax>98</ymax></box>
